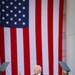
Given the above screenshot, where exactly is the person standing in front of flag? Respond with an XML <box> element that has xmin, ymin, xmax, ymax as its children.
<box><xmin>33</xmin><ymin>65</ymin><xmax>43</xmax><ymax>75</ymax></box>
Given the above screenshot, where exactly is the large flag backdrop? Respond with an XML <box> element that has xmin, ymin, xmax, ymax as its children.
<box><xmin>0</xmin><ymin>0</ymin><xmax>64</xmax><ymax>75</ymax></box>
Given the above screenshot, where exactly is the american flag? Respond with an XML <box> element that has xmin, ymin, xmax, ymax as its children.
<box><xmin>0</xmin><ymin>0</ymin><xmax>64</xmax><ymax>75</ymax></box>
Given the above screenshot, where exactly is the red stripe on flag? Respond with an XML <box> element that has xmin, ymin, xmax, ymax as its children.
<box><xmin>48</xmin><ymin>0</ymin><xmax>54</xmax><ymax>75</ymax></box>
<box><xmin>0</xmin><ymin>27</ymin><xmax>5</xmax><ymax>75</ymax></box>
<box><xmin>10</xmin><ymin>28</ymin><xmax>18</xmax><ymax>75</ymax></box>
<box><xmin>58</xmin><ymin>0</ymin><xmax>64</xmax><ymax>75</ymax></box>
<box><xmin>35</xmin><ymin>0</ymin><xmax>43</xmax><ymax>69</ymax></box>
<box><xmin>23</xmin><ymin>28</ymin><xmax>30</xmax><ymax>75</ymax></box>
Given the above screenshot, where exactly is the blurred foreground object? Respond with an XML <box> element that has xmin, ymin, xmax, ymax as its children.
<box><xmin>59</xmin><ymin>61</ymin><xmax>71</xmax><ymax>75</ymax></box>
<box><xmin>0</xmin><ymin>62</ymin><xmax>9</xmax><ymax>75</ymax></box>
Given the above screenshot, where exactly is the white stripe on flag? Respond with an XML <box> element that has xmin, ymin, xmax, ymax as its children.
<box><xmin>41</xmin><ymin>0</ymin><xmax>49</xmax><ymax>75</ymax></box>
<box><xmin>17</xmin><ymin>29</ymin><xmax>24</xmax><ymax>75</ymax></box>
<box><xmin>29</xmin><ymin>0</ymin><xmax>36</xmax><ymax>74</ymax></box>
<box><xmin>4</xmin><ymin>27</ymin><xmax>12</xmax><ymax>75</ymax></box>
<box><xmin>53</xmin><ymin>0</ymin><xmax>60</xmax><ymax>75</ymax></box>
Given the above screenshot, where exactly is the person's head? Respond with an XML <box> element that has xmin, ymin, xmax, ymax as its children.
<box><xmin>34</xmin><ymin>65</ymin><xmax>42</xmax><ymax>74</ymax></box>
<box><xmin>18</xmin><ymin>72</ymin><xmax>21</xmax><ymax>75</ymax></box>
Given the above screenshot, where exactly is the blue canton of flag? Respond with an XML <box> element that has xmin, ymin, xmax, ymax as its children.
<box><xmin>0</xmin><ymin>0</ymin><xmax>29</xmax><ymax>28</ymax></box>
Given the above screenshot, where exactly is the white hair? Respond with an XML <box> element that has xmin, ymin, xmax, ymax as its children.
<box><xmin>34</xmin><ymin>65</ymin><xmax>42</xmax><ymax>72</ymax></box>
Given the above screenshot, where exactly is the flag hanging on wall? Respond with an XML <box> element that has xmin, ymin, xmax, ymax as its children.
<box><xmin>0</xmin><ymin>0</ymin><xmax>64</xmax><ymax>75</ymax></box>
